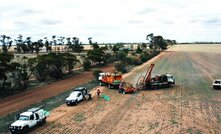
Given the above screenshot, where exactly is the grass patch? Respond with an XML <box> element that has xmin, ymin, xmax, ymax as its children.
<box><xmin>73</xmin><ymin>113</ymin><xmax>86</xmax><ymax>122</ymax></box>
<box><xmin>0</xmin><ymin>80</ymin><xmax>98</xmax><ymax>133</ymax></box>
<box><xmin>187</xmin><ymin>127</ymin><xmax>202</xmax><ymax>134</ymax></box>
<box><xmin>169</xmin><ymin>119</ymin><xmax>178</xmax><ymax>125</ymax></box>
<box><xmin>95</xmin><ymin>104</ymin><xmax>104</xmax><ymax>111</ymax></box>
<box><xmin>148</xmin><ymin>122</ymin><xmax>159</xmax><ymax>131</ymax></box>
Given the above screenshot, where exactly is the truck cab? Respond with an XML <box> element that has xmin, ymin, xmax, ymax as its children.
<box><xmin>149</xmin><ymin>74</ymin><xmax>175</xmax><ymax>89</ymax></box>
<box><xmin>9</xmin><ymin>108</ymin><xmax>47</xmax><ymax>134</ymax></box>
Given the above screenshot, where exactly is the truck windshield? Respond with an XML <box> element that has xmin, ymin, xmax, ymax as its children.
<box><xmin>18</xmin><ymin>115</ymin><xmax>29</xmax><ymax>121</ymax></box>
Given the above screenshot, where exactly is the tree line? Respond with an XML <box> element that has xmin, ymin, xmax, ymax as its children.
<box><xmin>146</xmin><ymin>33</ymin><xmax>176</xmax><ymax>49</ymax></box>
<box><xmin>0</xmin><ymin>33</ymin><xmax>175</xmax><ymax>96</ymax></box>
<box><xmin>0</xmin><ymin>35</ymin><xmax>85</xmax><ymax>54</ymax></box>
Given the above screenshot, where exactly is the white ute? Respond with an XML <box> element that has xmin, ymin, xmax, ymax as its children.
<box><xmin>9</xmin><ymin>107</ymin><xmax>48</xmax><ymax>134</ymax></box>
<box><xmin>213</xmin><ymin>79</ymin><xmax>221</xmax><ymax>89</ymax></box>
<box><xmin>65</xmin><ymin>87</ymin><xmax>92</xmax><ymax>106</ymax></box>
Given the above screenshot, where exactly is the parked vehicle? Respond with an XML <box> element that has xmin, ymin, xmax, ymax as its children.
<box><xmin>9</xmin><ymin>107</ymin><xmax>48</xmax><ymax>134</ymax></box>
<box><xmin>136</xmin><ymin>63</ymin><xmax>175</xmax><ymax>90</ymax></box>
<box><xmin>65</xmin><ymin>87</ymin><xmax>92</xmax><ymax>106</ymax></box>
<box><xmin>119</xmin><ymin>81</ymin><xmax>136</xmax><ymax>94</ymax></box>
<box><xmin>213</xmin><ymin>79</ymin><xmax>221</xmax><ymax>89</ymax></box>
<box><xmin>98</xmin><ymin>72</ymin><xmax>122</xmax><ymax>89</ymax></box>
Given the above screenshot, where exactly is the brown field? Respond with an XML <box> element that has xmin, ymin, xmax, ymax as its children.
<box><xmin>28</xmin><ymin>44</ymin><xmax>221</xmax><ymax>134</ymax></box>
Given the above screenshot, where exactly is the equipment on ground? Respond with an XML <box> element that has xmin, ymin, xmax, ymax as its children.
<box><xmin>65</xmin><ymin>87</ymin><xmax>92</xmax><ymax>106</ymax></box>
<box><xmin>136</xmin><ymin>63</ymin><xmax>175</xmax><ymax>90</ymax></box>
<box><xmin>119</xmin><ymin>80</ymin><xmax>136</xmax><ymax>94</ymax></box>
<box><xmin>9</xmin><ymin>106</ymin><xmax>49</xmax><ymax>134</ymax></box>
<box><xmin>98</xmin><ymin>72</ymin><xmax>122</xmax><ymax>89</ymax></box>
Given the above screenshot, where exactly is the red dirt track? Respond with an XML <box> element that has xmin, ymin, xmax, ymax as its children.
<box><xmin>0</xmin><ymin>64</ymin><xmax>115</xmax><ymax>116</ymax></box>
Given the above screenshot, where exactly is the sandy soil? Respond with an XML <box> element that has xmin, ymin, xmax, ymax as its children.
<box><xmin>0</xmin><ymin>64</ymin><xmax>115</xmax><ymax>116</ymax></box>
<box><xmin>30</xmin><ymin>44</ymin><xmax>221</xmax><ymax>134</ymax></box>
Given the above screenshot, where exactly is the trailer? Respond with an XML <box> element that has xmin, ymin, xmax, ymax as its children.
<box><xmin>136</xmin><ymin>64</ymin><xmax>175</xmax><ymax>90</ymax></box>
<box><xmin>98</xmin><ymin>72</ymin><xmax>122</xmax><ymax>89</ymax></box>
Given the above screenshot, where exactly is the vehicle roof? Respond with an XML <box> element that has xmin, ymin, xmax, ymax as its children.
<box><xmin>20</xmin><ymin>111</ymin><xmax>33</xmax><ymax>116</ymax></box>
<box><xmin>70</xmin><ymin>91</ymin><xmax>81</xmax><ymax>95</ymax></box>
<box><xmin>74</xmin><ymin>87</ymin><xmax>86</xmax><ymax>91</ymax></box>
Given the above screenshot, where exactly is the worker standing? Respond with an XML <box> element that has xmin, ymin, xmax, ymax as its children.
<box><xmin>97</xmin><ymin>88</ymin><xmax>101</xmax><ymax>98</ymax></box>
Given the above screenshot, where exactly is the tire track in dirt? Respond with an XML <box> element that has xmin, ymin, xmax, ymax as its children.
<box><xmin>180</xmin><ymin>51</ymin><xmax>221</xmax><ymax>133</ymax></box>
<box><xmin>28</xmin><ymin>45</ymin><xmax>221</xmax><ymax>134</ymax></box>
<box><xmin>93</xmin><ymin>94</ymin><xmax>138</xmax><ymax>134</ymax></box>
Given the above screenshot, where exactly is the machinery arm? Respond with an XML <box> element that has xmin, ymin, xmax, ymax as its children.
<box><xmin>144</xmin><ymin>64</ymin><xmax>155</xmax><ymax>83</ymax></box>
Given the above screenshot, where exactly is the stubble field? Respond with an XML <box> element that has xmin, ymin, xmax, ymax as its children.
<box><xmin>32</xmin><ymin>44</ymin><xmax>221</xmax><ymax>134</ymax></box>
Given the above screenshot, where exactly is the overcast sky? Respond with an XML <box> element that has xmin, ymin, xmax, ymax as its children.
<box><xmin>0</xmin><ymin>0</ymin><xmax>221</xmax><ymax>43</ymax></box>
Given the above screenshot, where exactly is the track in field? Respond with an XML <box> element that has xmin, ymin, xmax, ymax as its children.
<box><xmin>33</xmin><ymin>45</ymin><xmax>221</xmax><ymax>134</ymax></box>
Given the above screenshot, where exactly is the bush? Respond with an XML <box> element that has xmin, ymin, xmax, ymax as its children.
<box><xmin>140</xmin><ymin>52</ymin><xmax>151</xmax><ymax>63</ymax></box>
<box><xmin>151</xmin><ymin>50</ymin><xmax>160</xmax><ymax>57</ymax></box>
<box><xmin>83</xmin><ymin>59</ymin><xmax>91</xmax><ymax>71</ymax></box>
<box><xmin>93</xmin><ymin>69</ymin><xmax>103</xmax><ymax>80</ymax></box>
<box><xmin>114</xmin><ymin>62</ymin><xmax>127</xmax><ymax>74</ymax></box>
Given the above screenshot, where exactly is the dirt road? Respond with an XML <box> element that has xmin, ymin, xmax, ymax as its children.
<box><xmin>33</xmin><ymin>45</ymin><xmax>221</xmax><ymax>134</ymax></box>
<box><xmin>0</xmin><ymin>64</ymin><xmax>115</xmax><ymax>116</ymax></box>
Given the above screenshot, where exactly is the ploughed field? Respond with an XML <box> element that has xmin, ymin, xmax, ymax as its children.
<box><xmin>33</xmin><ymin>44</ymin><xmax>221</xmax><ymax>134</ymax></box>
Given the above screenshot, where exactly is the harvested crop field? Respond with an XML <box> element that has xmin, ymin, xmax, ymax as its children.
<box><xmin>32</xmin><ymin>44</ymin><xmax>221</xmax><ymax>134</ymax></box>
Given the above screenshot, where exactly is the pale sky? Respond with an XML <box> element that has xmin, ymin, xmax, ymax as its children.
<box><xmin>0</xmin><ymin>0</ymin><xmax>221</xmax><ymax>43</ymax></box>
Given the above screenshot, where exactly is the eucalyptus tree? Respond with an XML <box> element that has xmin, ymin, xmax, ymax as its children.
<box><xmin>72</xmin><ymin>37</ymin><xmax>84</xmax><ymax>53</ymax></box>
<box><xmin>44</xmin><ymin>37</ymin><xmax>52</xmax><ymax>53</ymax></box>
<box><xmin>15</xmin><ymin>34</ymin><xmax>29</xmax><ymax>53</ymax></box>
<box><xmin>0</xmin><ymin>35</ymin><xmax>12</xmax><ymax>53</ymax></box>
<box><xmin>153</xmin><ymin>35</ymin><xmax>167</xmax><ymax>49</ymax></box>
<box><xmin>25</xmin><ymin>37</ymin><xmax>33</xmax><ymax>53</ymax></box>
<box><xmin>0</xmin><ymin>53</ymin><xmax>14</xmax><ymax>93</ymax></box>
<box><xmin>141</xmin><ymin>43</ymin><xmax>147</xmax><ymax>50</ymax></box>
<box><xmin>57</xmin><ymin>36</ymin><xmax>65</xmax><ymax>52</ymax></box>
<box><xmin>32</xmin><ymin>39</ymin><xmax>44</xmax><ymax>55</ymax></box>
<box><xmin>146</xmin><ymin>33</ymin><xmax>167</xmax><ymax>50</ymax></box>
<box><xmin>146</xmin><ymin>33</ymin><xmax>154</xmax><ymax>49</ymax></box>
<box><xmin>66</xmin><ymin>37</ymin><xmax>72</xmax><ymax>51</ymax></box>
<box><xmin>88</xmin><ymin>37</ymin><xmax>99</xmax><ymax>49</ymax></box>
<box><xmin>51</xmin><ymin>35</ymin><xmax>57</xmax><ymax>51</ymax></box>
<box><xmin>87</xmin><ymin>48</ymin><xmax>105</xmax><ymax>65</ymax></box>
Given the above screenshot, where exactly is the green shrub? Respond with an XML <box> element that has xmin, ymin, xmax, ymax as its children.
<box><xmin>114</xmin><ymin>62</ymin><xmax>127</xmax><ymax>73</ymax></box>
<box><xmin>140</xmin><ymin>52</ymin><xmax>151</xmax><ymax>63</ymax></box>
<box><xmin>83</xmin><ymin>59</ymin><xmax>91</xmax><ymax>71</ymax></box>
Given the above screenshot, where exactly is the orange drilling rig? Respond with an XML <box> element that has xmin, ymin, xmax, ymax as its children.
<box><xmin>136</xmin><ymin>64</ymin><xmax>175</xmax><ymax>90</ymax></box>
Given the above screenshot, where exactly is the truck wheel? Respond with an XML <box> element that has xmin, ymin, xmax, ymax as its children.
<box><xmin>108</xmin><ymin>84</ymin><xmax>112</xmax><ymax>89</ymax></box>
<box><xmin>99</xmin><ymin>81</ymin><xmax>103</xmax><ymax>86</ymax></box>
<box><xmin>22</xmin><ymin>126</ymin><xmax>29</xmax><ymax>134</ymax></box>
<box><xmin>75</xmin><ymin>100</ymin><xmax>78</xmax><ymax>105</ymax></box>
<box><xmin>40</xmin><ymin>118</ymin><xmax>46</xmax><ymax>126</ymax></box>
<box><xmin>122</xmin><ymin>90</ymin><xmax>126</xmax><ymax>94</ymax></box>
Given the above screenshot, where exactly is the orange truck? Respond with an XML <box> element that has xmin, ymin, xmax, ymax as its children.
<box><xmin>98</xmin><ymin>72</ymin><xmax>122</xmax><ymax>89</ymax></box>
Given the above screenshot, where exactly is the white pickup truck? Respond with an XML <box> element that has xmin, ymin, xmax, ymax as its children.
<box><xmin>65</xmin><ymin>87</ymin><xmax>92</xmax><ymax>106</ymax></box>
<box><xmin>9</xmin><ymin>107</ymin><xmax>49</xmax><ymax>134</ymax></box>
<box><xmin>213</xmin><ymin>79</ymin><xmax>221</xmax><ymax>89</ymax></box>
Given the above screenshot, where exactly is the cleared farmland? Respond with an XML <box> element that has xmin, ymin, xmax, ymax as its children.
<box><xmin>32</xmin><ymin>44</ymin><xmax>221</xmax><ymax>134</ymax></box>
